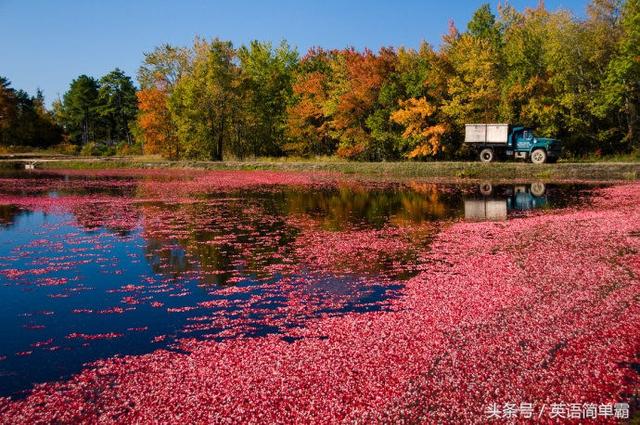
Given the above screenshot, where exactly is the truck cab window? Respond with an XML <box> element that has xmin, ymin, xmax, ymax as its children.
<box><xmin>524</xmin><ymin>131</ymin><xmax>532</xmax><ymax>140</ymax></box>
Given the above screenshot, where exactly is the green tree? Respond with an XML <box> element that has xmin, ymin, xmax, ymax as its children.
<box><xmin>468</xmin><ymin>3</ymin><xmax>503</xmax><ymax>48</ymax></box>
<box><xmin>600</xmin><ymin>0</ymin><xmax>640</xmax><ymax>148</ymax></box>
<box><xmin>97</xmin><ymin>68</ymin><xmax>138</xmax><ymax>144</ymax></box>
<box><xmin>30</xmin><ymin>89</ymin><xmax>63</xmax><ymax>147</ymax></box>
<box><xmin>138</xmin><ymin>44</ymin><xmax>191</xmax><ymax>90</ymax></box>
<box><xmin>0</xmin><ymin>78</ymin><xmax>62</xmax><ymax>148</ymax></box>
<box><xmin>170</xmin><ymin>38</ymin><xmax>238</xmax><ymax>160</ymax></box>
<box><xmin>60</xmin><ymin>75</ymin><xmax>100</xmax><ymax>144</ymax></box>
<box><xmin>499</xmin><ymin>1</ymin><xmax>625</xmax><ymax>154</ymax></box>
<box><xmin>0</xmin><ymin>77</ymin><xmax>17</xmax><ymax>146</ymax></box>
<box><xmin>236</xmin><ymin>40</ymin><xmax>298</xmax><ymax>157</ymax></box>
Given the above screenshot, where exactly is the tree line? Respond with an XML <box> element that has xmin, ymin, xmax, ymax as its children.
<box><xmin>1</xmin><ymin>69</ymin><xmax>138</xmax><ymax>155</ymax></box>
<box><xmin>0</xmin><ymin>77</ymin><xmax>62</xmax><ymax>148</ymax></box>
<box><xmin>1</xmin><ymin>1</ymin><xmax>638</xmax><ymax>160</ymax></box>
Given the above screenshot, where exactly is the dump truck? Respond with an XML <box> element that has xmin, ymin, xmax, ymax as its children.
<box><xmin>464</xmin><ymin>124</ymin><xmax>561</xmax><ymax>164</ymax></box>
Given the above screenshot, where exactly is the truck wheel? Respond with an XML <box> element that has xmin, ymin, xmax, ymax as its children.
<box><xmin>479</xmin><ymin>182</ymin><xmax>493</xmax><ymax>196</ymax></box>
<box><xmin>530</xmin><ymin>149</ymin><xmax>547</xmax><ymax>164</ymax></box>
<box><xmin>479</xmin><ymin>148</ymin><xmax>495</xmax><ymax>163</ymax></box>
<box><xmin>530</xmin><ymin>182</ymin><xmax>546</xmax><ymax>197</ymax></box>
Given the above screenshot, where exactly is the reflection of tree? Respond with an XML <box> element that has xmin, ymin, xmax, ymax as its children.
<box><xmin>0</xmin><ymin>205</ymin><xmax>29</xmax><ymax>228</ymax></box>
<box><xmin>0</xmin><ymin>172</ymin><xmax>138</xmax><ymax>198</ymax></box>
<box><xmin>135</xmin><ymin>184</ymin><xmax>463</xmax><ymax>285</ymax></box>
<box><xmin>145</xmin><ymin>238</ymin><xmax>189</xmax><ymax>278</ymax></box>
<box><xmin>394</xmin><ymin>182</ymin><xmax>460</xmax><ymax>225</ymax></box>
<box><xmin>139</xmin><ymin>200</ymin><xmax>297</xmax><ymax>286</ymax></box>
<box><xmin>280</xmin><ymin>182</ymin><xmax>459</xmax><ymax>229</ymax></box>
<box><xmin>280</xmin><ymin>186</ymin><xmax>378</xmax><ymax>230</ymax></box>
<box><xmin>70</xmin><ymin>200</ymin><xmax>140</xmax><ymax>237</ymax></box>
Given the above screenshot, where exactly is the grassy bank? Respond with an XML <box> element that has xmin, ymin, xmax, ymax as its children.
<box><xmin>1</xmin><ymin>156</ymin><xmax>640</xmax><ymax>181</ymax></box>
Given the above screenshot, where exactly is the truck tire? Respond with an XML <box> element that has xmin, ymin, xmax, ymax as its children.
<box><xmin>479</xmin><ymin>148</ymin><xmax>495</xmax><ymax>163</ymax></box>
<box><xmin>479</xmin><ymin>182</ymin><xmax>493</xmax><ymax>196</ymax></box>
<box><xmin>530</xmin><ymin>149</ymin><xmax>547</xmax><ymax>164</ymax></box>
<box><xmin>530</xmin><ymin>182</ymin><xmax>546</xmax><ymax>197</ymax></box>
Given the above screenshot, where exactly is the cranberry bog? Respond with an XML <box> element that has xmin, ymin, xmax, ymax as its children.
<box><xmin>0</xmin><ymin>168</ymin><xmax>638</xmax><ymax>423</ymax></box>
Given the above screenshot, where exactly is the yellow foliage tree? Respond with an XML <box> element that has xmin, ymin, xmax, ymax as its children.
<box><xmin>390</xmin><ymin>97</ymin><xmax>447</xmax><ymax>158</ymax></box>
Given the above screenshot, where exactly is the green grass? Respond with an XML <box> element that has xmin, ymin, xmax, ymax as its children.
<box><xmin>568</xmin><ymin>150</ymin><xmax>640</xmax><ymax>163</ymax></box>
<box><xmin>3</xmin><ymin>156</ymin><xmax>639</xmax><ymax>182</ymax></box>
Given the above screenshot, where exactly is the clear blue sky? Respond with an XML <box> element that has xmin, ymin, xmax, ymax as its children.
<box><xmin>1</xmin><ymin>0</ymin><xmax>589</xmax><ymax>106</ymax></box>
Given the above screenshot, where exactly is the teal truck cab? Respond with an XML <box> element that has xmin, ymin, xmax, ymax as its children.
<box><xmin>464</xmin><ymin>124</ymin><xmax>562</xmax><ymax>164</ymax></box>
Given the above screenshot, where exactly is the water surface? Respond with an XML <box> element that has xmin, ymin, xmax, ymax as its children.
<box><xmin>0</xmin><ymin>170</ymin><xmax>601</xmax><ymax>396</ymax></box>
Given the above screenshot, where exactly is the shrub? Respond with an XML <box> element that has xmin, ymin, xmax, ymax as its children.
<box><xmin>80</xmin><ymin>142</ymin><xmax>115</xmax><ymax>157</ymax></box>
<box><xmin>115</xmin><ymin>141</ymin><xmax>143</xmax><ymax>156</ymax></box>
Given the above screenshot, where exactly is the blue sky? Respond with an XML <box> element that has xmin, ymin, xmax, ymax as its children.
<box><xmin>1</xmin><ymin>0</ymin><xmax>589</xmax><ymax>105</ymax></box>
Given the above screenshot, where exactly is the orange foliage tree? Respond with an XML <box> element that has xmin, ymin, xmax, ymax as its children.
<box><xmin>330</xmin><ymin>48</ymin><xmax>397</xmax><ymax>159</ymax></box>
<box><xmin>136</xmin><ymin>79</ymin><xmax>180</xmax><ymax>158</ymax></box>
<box><xmin>285</xmin><ymin>48</ymin><xmax>336</xmax><ymax>156</ymax></box>
<box><xmin>390</xmin><ymin>97</ymin><xmax>447</xmax><ymax>157</ymax></box>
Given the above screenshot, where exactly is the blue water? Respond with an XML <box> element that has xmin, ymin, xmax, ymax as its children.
<box><xmin>0</xmin><ymin>207</ymin><xmax>403</xmax><ymax>397</ymax></box>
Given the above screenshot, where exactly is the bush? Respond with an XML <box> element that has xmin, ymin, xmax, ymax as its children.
<box><xmin>116</xmin><ymin>141</ymin><xmax>143</xmax><ymax>156</ymax></box>
<box><xmin>79</xmin><ymin>142</ymin><xmax>115</xmax><ymax>157</ymax></box>
<box><xmin>51</xmin><ymin>143</ymin><xmax>80</xmax><ymax>155</ymax></box>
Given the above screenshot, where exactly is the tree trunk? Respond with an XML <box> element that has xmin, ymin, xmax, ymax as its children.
<box><xmin>217</xmin><ymin>118</ymin><xmax>224</xmax><ymax>161</ymax></box>
<box><xmin>82</xmin><ymin>117</ymin><xmax>88</xmax><ymax>145</ymax></box>
<box><xmin>627</xmin><ymin>95</ymin><xmax>638</xmax><ymax>148</ymax></box>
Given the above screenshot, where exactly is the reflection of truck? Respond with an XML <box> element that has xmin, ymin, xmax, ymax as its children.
<box><xmin>464</xmin><ymin>183</ymin><xmax>548</xmax><ymax>221</ymax></box>
<box><xmin>464</xmin><ymin>124</ymin><xmax>562</xmax><ymax>164</ymax></box>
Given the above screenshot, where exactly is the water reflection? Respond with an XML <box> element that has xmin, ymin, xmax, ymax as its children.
<box><xmin>0</xmin><ymin>172</ymin><xmax>601</xmax><ymax>397</ymax></box>
<box><xmin>278</xmin><ymin>183</ymin><xmax>462</xmax><ymax>229</ymax></box>
<box><xmin>463</xmin><ymin>183</ymin><xmax>569</xmax><ymax>221</ymax></box>
<box><xmin>0</xmin><ymin>205</ymin><xmax>26</xmax><ymax>228</ymax></box>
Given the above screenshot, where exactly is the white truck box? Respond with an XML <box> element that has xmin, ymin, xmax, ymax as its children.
<box><xmin>465</xmin><ymin>124</ymin><xmax>509</xmax><ymax>144</ymax></box>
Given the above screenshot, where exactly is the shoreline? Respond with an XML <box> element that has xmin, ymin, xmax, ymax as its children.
<box><xmin>1</xmin><ymin>157</ymin><xmax>639</xmax><ymax>182</ymax></box>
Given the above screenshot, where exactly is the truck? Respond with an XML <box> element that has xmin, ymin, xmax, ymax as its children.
<box><xmin>464</xmin><ymin>124</ymin><xmax>562</xmax><ymax>164</ymax></box>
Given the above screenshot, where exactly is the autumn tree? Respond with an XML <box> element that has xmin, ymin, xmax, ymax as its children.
<box><xmin>137</xmin><ymin>82</ymin><xmax>178</xmax><ymax>157</ymax></box>
<box><xmin>328</xmin><ymin>48</ymin><xmax>397</xmax><ymax>160</ymax></box>
<box><xmin>285</xmin><ymin>48</ymin><xmax>337</xmax><ymax>156</ymax></box>
<box><xmin>169</xmin><ymin>38</ymin><xmax>238</xmax><ymax>160</ymax></box>
<box><xmin>383</xmin><ymin>42</ymin><xmax>455</xmax><ymax>158</ymax></box>
<box><xmin>138</xmin><ymin>44</ymin><xmax>191</xmax><ymax>89</ymax></box>
<box><xmin>391</xmin><ymin>97</ymin><xmax>447</xmax><ymax>157</ymax></box>
<box><xmin>136</xmin><ymin>44</ymin><xmax>190</xmax><ymax>157</ymax></box>
<box><xmin>59</xmin><ymin>0</ymin><xmax>636</xmax><ymax>159</ymax></box>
